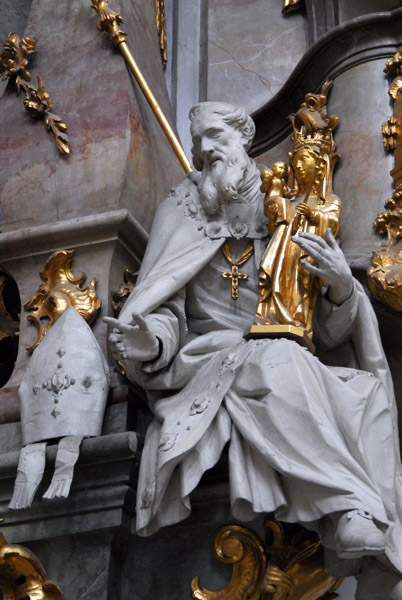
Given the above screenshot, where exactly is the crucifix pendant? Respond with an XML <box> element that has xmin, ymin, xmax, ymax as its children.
<box><xmin>221</xmin><ymin>265</ymin><xmax>248</xmax><ymax>300</ymax></box>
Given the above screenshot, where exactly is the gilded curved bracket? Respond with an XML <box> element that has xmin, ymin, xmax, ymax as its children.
<box><xmin>191</xmin><ymin>525</ymin><xmax>266</xmax><ymax>600</ymax></box>
<box><xmin>0</xmin><ymin>530</ymin><xmax>63</xmax><ymax>599</ymax></box>
<box><xmin>24</xmin><ymin>250</ymin><xmax>101</xmax><ymax>352</ymax></box>
<box><xmin>262</xmin><ymin>520</ymin><xmax>342</xmax><ymax>600</ymax></box>
<box><xmin>368</xmin><ymin>51</ymin><xmax>402</xmax><ymax>310</ymax></box>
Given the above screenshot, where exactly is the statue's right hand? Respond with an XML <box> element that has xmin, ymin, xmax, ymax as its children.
<box><xmin>104</xmin><ymin>313</ymin><xmax>160</xmax><ymax>363</ymax></box>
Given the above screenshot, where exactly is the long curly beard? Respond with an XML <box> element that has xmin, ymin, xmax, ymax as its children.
<box><xmin>198</xmin><ymin>150</ymin><xmax>250</xmax><ymax>215</ymax></box>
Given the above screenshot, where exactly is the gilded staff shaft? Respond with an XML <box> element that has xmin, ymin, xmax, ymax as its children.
<box><xmin>91</xmin><ymin>0</ymin><xmax>193</xmax><ymax>173</ymax></box>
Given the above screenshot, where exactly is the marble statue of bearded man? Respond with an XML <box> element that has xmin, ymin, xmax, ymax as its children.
<box><xmin>106</xmin><ymin>102</ymin><xmax>402</xmax><ymax>598</ymax></box>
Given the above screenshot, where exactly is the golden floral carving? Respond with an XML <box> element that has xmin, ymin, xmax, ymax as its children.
<box><xmin>0</xmin><ymin>32</ymin><xmax>70</xmax><ymax>155</ymax></box>
<box><xmin>0</xmin><ymin>529</ymin><xmax>63</xmax><ymax>599</ymax></box>
<box><xmin>111</xmin><ymin>269</ymin><xmax>138</xmax><ymax>316</ymax></box>
<box><xmin>24</xmin><ymin>250</ymin><xmax>101</xmax><ymax>352</ymax></box>
<box><xmin>0</xmin><ymin>32</ymin><xmax>36</xmax><ymax>81</ymax></box>
<box><xmin>191</xmin><ymin>525</ymin><xmax>266</xmax><ymax>600</ymax></box>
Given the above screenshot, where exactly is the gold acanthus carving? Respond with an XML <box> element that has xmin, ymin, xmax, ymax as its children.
<box><xmin>111</xmin><ymin>268</ymin><xmax>138</xmax><ymax>316</ymax></box>
<box><xmin>192</xmin><ymin>523</ymin><xmax>342</xmax><ymax>600</ymax></box>
<box><xmin>0</xmin><ymin>32</ymin><xmax>70</xmax><ymax>155</ymax></box>
<box><xmin>368</xmin><ymin>51</ymin><xmax>402</xmax><ymax>310</ymax></box>
<box><xmin>282</xmin><ymin>0</ymin><xmax>304</xmax><ymax>15</ymax></box>
<box><xmin>191</xmin><ymin>525</ymin><xmax>266</xmax><ymax>600</ymax></box>
<box><xmin>90</xmin><ymin>0</ymin><xmax>193</xmax><ymax>173</ymax></box>
<box><xmin>382</xmin><ymin>116</ymin><xmax>402</xmax><ymax>152</ymax></box>
<box><xmin>156</xmin><ymin>0</ymin><xmax>167</xmax><ymax>70</ymax></box>
<box><xmin>262</xmin><ymin>520</ymin><xmax>342</xmax><ymax>600</ymax></box>
<box><xmin>0</xmin><ymin>529</ymin><xmax>63</xmax><ymax>599</ymax></box>
<box><xmin>24</xmin><ymin>250</ymin><xmax>101</xmax><ymax>352</ymax></box>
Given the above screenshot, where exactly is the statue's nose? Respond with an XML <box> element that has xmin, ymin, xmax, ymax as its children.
<box><xmin>201</xmin><ymin>138</ymin><xmax>214</xmax><ymax>153</ymax></box>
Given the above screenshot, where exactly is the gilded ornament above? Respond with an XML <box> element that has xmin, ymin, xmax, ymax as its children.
<box><xmin>0</xmin><ymin>32</ymin><xmax>70</xmax><ymax>155</ymax></box>
<box><xmin>282</xmin><ymin>0</ymin><xmax>304</xmax><ymax>15</ymax></box>
<box><xmin>24</xmin><ymin>250</ymin><xmax>101</xmax><ymax>352</ymax></box>
<box><xmin>0</xmin><ymin>529</ymin><xmax>63</xmax><ymax>600</ymax></box>
<box><xmin>368</xmin><ymin>53</ymin><xmax>402</xmax><ymax>310</ymax></box>
<box><xmin>156</xmin><ymin>0</ymin><xmax>167</xmax><ymax>70</ymax></box>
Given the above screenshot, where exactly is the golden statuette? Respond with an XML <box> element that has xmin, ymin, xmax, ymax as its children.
<box><xmin>112</xmin><ymin>268</ymin><xmax>138</xmax><ymax>316</ymax></box>
<box><xmin>191</xmin><ymin>525</ymin><xmax>266</xmax><ymax>600</ymax></box>
<box><xmin>24</xmin><ymin>250</ymin><xmax>101</xmax><ymax>352</ymax></box>
<box><xmin>245</xmin><ymin>81</ymin><xmax>340</xmax><ymax>352</ymax></box>
<box><xmin>282</xmin><ymin>0</ymin><xmax>304</xmax><ymax>15</ymax></box>
<box><xmin>0</xmin><ymin>529</ymin><xmax>63</xmax><ymax>599</ymax></box>
<box><xmin>91</xmin><ymin>0</ymin><xmax>193</xmax><ymax>173</ymax></box>
<box><xmin>0</xmin><ymin>32</ymin><xmax>70</xmax><ymax>155</ymax></box>
<box><xmin>262</xmin><ymin>520</ymin><xmax>342</xmax><ymax>600</ymax></box>
<box><xmin>368</xmin><ymin>51</ymin><xmax>402</xmax><ymax>310</ymax></box>
<box><xmin>156</xmin><ymin>0</ymin><xmax>167</xmax><ymax>70</ymax></box>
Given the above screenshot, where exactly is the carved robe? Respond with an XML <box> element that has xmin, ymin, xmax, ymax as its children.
<box><xmin>118</xmin><ymin>171</ymin><xmax>402</xmax><ymax>576</ymax></box>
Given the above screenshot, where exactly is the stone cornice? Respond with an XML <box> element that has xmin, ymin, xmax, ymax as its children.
<box><xmin>0</xmin><ymin>209</ymin><xmax>149</xmax><ymax>264</ymax></box>
<box><xmin>251</xmin><ymin>8</ymin><xmax>402</xmax><ymax>156</ymax></box>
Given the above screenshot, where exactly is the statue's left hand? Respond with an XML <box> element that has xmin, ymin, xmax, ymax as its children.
<box><xmin>291</xmin><ymin>228</ymin><xmax>353</xmax><ymax>305</ymax></box>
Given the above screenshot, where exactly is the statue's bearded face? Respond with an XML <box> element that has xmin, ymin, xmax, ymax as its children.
<box><xmin>191</xmin><ymin>112</ymin><xmax>250</xmax><ymax>215</ymax></box>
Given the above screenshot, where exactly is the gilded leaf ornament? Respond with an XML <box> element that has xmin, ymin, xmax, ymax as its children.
<box><xmin>192</xmin><ymin>523</ymin><xmax>342</xmax><ymax>600</ymax></box>
<box><xmin>0</xmin><ymin>529</ymin><xmax>63</xmax><ymax>600</ymax></box>
<box><xmin>24</xmin><ymin>250</ymin><xmax>101</xmax><ymax>352</ymax></box>
<box><xmin>0</xmin><ymin>32</ymin><xmax>70</xmax><ymax>155</ymax></box>
<box><xmin>262</xmin><ymin>520</ymin><xmax>342</xmax><ymax>600</ymax></box>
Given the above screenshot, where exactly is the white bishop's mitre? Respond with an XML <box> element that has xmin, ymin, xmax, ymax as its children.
<box><xmin>19</xmin><ymin>306</ymin><xmax>109</xmax><ymax>445</ymax></box>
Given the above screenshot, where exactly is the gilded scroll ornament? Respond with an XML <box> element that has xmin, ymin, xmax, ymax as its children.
<box><xmin>90</xmin><ymin>0</ymin><xmax>192</xmax><ymax>173</ymax></box>
<box><xmin>156</xmin><ymin>0</ymin><xmax>167</xmax><ymax>70</ymax></box>
<box><xmin>0</xmin><ymin>529</ymin><xmax>63</xmax><ymax>599</ymax></box>
<box><xmin>368</xmin><ymin>52</ymin><xmax>402</xmax><ymax>310</ymax></box>
<box><xmin>191</xmin><ymin>525</ymin><xmax>266</xmax><ymax>600</ymax></box>
<box><xmin>0</xmin><ymin>32</ymin><xmax>70</xmax><ymax>155</ymax></box>
<box><xmin>24</xmin><ymin>250</ymin><xmax>101</xmax><ymax>352</ymax></box>
<box><xmin>245</xmin><ymin>81</ymin><xmax>340</xmax><ymax>352</ymax></box>
<box><xmin>262</xmin><ymin>520</ymin><xmax>342</xmax><ymax>600</ymax></box>
<box><xmin>191</xmin><ymin>523</ymin><xmax>342</xmax><ymax>600</ymax></box>
<box><xmin>282</xmin><ymin>0</ymin><xmax>304</xmax><ymax>15</ymax></box>
<box><xmin>111</xmin><ymin>269</ymin><xmax>138</xmax><ymax>316</ymax></box>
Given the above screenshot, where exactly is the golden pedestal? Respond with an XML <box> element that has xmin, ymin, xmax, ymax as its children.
<box><xmin>243</xmin><ymin>324</ymin><xmax>315</xmax><ymax>354</ymax></box>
